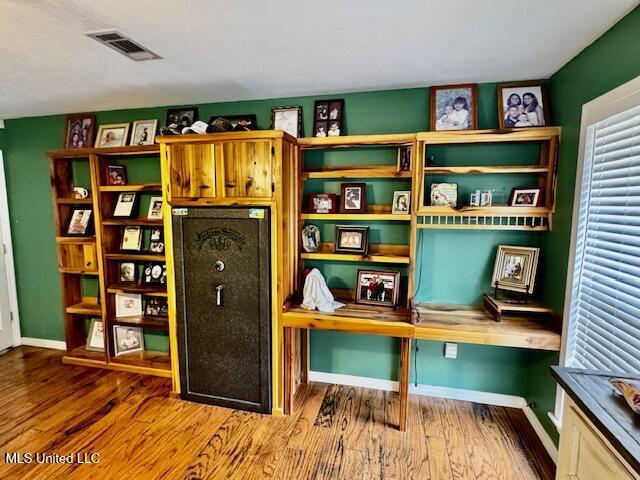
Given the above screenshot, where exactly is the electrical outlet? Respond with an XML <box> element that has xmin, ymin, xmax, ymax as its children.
<box><xmin>444</xmin><ymin>342</ymin><xmax>458</xmax><ymax>359</ymax></box>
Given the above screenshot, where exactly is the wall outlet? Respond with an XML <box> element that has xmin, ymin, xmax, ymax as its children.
<box><xmin>444</xmin><ymin>342</ymin><xmax>458</xmax><ymax>359</ymax></box>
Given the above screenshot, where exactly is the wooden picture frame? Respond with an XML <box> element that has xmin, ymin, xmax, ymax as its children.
<box><xmin>313</xmin><ymin>99</ymin><xmax>344</xmax><ymax>137</ymax></box>
<box><xmin>497</xmin><ymin>81</ymin><xmax>550</xmax><ymax>129</ymax></box>
<box><xmin>491</xmin><ymin>245</ymin><xmax>540</xmax><ymax>294</ymax></box>
<box><xmin>334</xmin><ymin>225</ymin><xmax>369</xmax><ymax>255</ymax></box>
<box><xmin>430</xmin><ymin>84</ymin><xmax>478</xmax><ymax>131</ymax></box>
<box><xmin>270</xmin><ymin>106</ymin><xmax>302</xmax><ymax>137</ymax></box>
<box><xmin>95</xmin><ymin>123</ymin><xmax>130</xmax><ymax>148</ymax></box>
<box><xmin>113</xmin><ymin>192</ymin><xmax>138</xmax><ymax>218</ymax></box>
<box><xmin>130</xmin><ymin>120</ymin><xmax>157</xmax><ymax>146</ymax></box>
<box><xmin>64</xmin><ymin>113</ymin><xmax>95</xmax><ymax>149</ymax></box>
<box><xmin>308</xmin><ymin>193</ymin><xmax>337</xmax><ymax>214</ymax></box>
<box><xmin>340</xmin><ymin>182</ymin><xmax>367</xmax><ymax>214</ymax></box>
<box><xmin>509</xmin><ymin>187</ymin><xmax>542</xmax><ymax>207</ymax></box>
<box><xmin>66</xmin><ymin>209</ymin><xmax>93</xmax><ymax>236</ymax></box>
<box><xmin>356</xmin><ymin>269</ymin><xmax>401</xmax><ymax>307</ymax></box>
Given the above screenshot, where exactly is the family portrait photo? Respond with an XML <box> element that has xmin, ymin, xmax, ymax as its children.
<box><xmin>498</xmin><ymin>82</ymin><xmax>548</xmax><ymax>128</ymax></box>
<box><xmin>64</xmin><ymin>114</ymin><xmax>95</xmax><ymax>149</ymax></box>
<box><xmin>313</xmin><ymin>99</ymin><xmax>344</xmax><ymax>137</ymax></box>
<box><xmin>334</xmin><ymin>225</ymin><xmax>369</xmax><ymax>254</ymax></box>
<box><xmin>510</xmin><ymin>187</ymin><xmax>541</xmax><ymax>207</ymax></box>
<box><xmin>356</xmin><ymin>270</ymin><xmax>400</xmax><ymax>307</ymax></box>
<box><xmin>431</xmin><ymin>84</ymin><xmax>477</xmax><ymax>131</ymax></box>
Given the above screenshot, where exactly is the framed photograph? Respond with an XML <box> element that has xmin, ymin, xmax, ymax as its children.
<box><xmin>167</xmin><ymin>108</ymin><xmax>198</xmax><ymax>129</ymax></box>
<box><xmin>481</xmin><ymin>190</ymin><xmax>493</xmax><ymax>206</ymax></box>
<box><xmin>149</xmin><ymin>227</ymin><xmax>165</xmax><ymax>254</ymax></box>
<box><xmin>147</xmin><ymin>196</ymin><xmax>163</xmax><ymax>220</ymax></box>
<box><xmin>392</xmin><ymin>191</ymin><xmax>411</xmax><ymax>214</ymax></box>
<box><xmin>301</xmin><ymin>224</ymin><xmax>321</xmax><ymax>253</ymax></box>
<box><xmin>113</xmin><ymin>192</ymin><xmax>138</xmax><ymax>218</ymax></box>
<box><xmin>470</xmin><ymin>190</ymin><xmax>481</xmax><ymax>206</ymax></box>
<box><xmin>121</xmin><ymin>226</ymin><xmax>142</xmax><ymax>251</ymax></box>
<box><xmin>308</xmin><ymin>193</ymin><xmax>337</xmax><ymax>214</ymax></box>
<box><xmin>113</xmin><ymin>325</ymin><xmax>144</xmax><ymax>357</ymax></box>
<box><xmin>107</xmin><ymin>165</ymin><xmax>127</xmax><ymax>186</ymax></box>
<box><xmin>430</xmin><ymin>183</ymin><xmax>458</xmax><ymax>207</ymax></box>
<box><xmin>397</xmin><ymin>146</ymin><xmax>411</xmax><ymax>172</ymax></box>
<box><xmin>313</xmin><ymin>99</ymin><xmax>343</xmax><ymax>137</ymax></box>
<box><xmin>130</xmin><ymin>120</ymin><xmax>157</xmax><ymax>146</ymax></box>
<box><xmin>356</xmin><ymin>269</ymin><xmax>401</xmax><ymax>307</ymax></box>
<box><xmin>497</xmin><ymin>81</ymin><xmax>549</xmax><ymax>128</ymax></box>
<box><xmin>340</xmin><ymin>183</ymin><xmax>367</xmax><ymax>214</ymax></box>
<box><xmin>95</xmin><ymin>123</ymin><xmax>130</xmax><ymax>148</ymax></box>
<box><xmin>491</xmin><ymin>245</ymin><xmax>540</xmax><ymax>294</ymax></box>
<box><xmin>271</xmin><ymin>106</ymin><xmax>302</xmax><ymax>137</ymax></box>
<box><xmin>86</xmin><ymin>319</ymin><xmax>105</xmax><ymax>352</ymax></box>
<box><xmin>509</xmin><ymin>188</ymin><xmax>541</xmax><ymax>207</ymax></box>
<box><xmin>334</xmin><ymin>225</ymin><xmax>369</xmax><ymax>255</ymax></box>
<box><xmin>430</xmin><ymin>84</ymin><xmax>477</xmax><ymax>131</ymax></box>
<box><xmin>144</xmin><ymin>298</ymin><xmax>168</xmax><ymax>317</ymax></box>
<box><xmin>208</xmin><ymin>114</ymin><xmax>257</xmax><ymax>132</ymax></box>
<box><xmin>119</xmin><ymin>262</ymin><xmax>137</xmax><ymax>283</ymax></box>
<box><xmin>64</xmin><ymin>113</ymin><xmax>95</xmax><ymax>149</ymax></box>
<box><xmin>115</xmin><ymin>293</ymin><xmax>142</xmax><ymax>317</ymax></box>
<box><xmin>66</xmin><ymin>209</ymin><xmax>93</xmax><ymax>236</ymax></box>
<box><xmin>142</xmin><ymin>263</ymin><xmax>166</xmax><ymax>285</ymax></box>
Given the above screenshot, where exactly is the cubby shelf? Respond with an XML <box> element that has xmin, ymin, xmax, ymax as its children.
<box><xmin>56</xmin><ymin>197</ymin><xmax>93</xmax><ymax>205</ymax></box>
<box><xmin>111</xmin><ymin>350</ymin><xmax>171</xmax><ymax>371</ymax></box>
<box><xmin>99</xmin><ymin>183</ymin><xmax>162</xmax><ymax>192</ymax></box>
<box><xmin>297</xmin><ymin>133</ymin><xmax>416</xmax><ymax>149</ymax></box>
<box><xmin>102</xmin><ymin>218</ymin><xmax>163</xmax><ymax>227</ymax></box>
<box><xmin>111</xmin><ymin>315</ymin><xmax>169</xmax><ymax>329</ymax></box>
<box><xmin>104</xmin><ymin>253</ymin><xmax>165</xmax><ymax>262</ymax></box>
<box><xmin>66</xmin><ymin>298</ymin><xmax>101</xmax><ymax>315</ymax></box>
<box><xmin>58</xmin><ymin>268</ymin><xmax>99</xmax><ymax>275</ymax></box>
<box><xmin>55</xmin><ymin>236</ymin><xmax>96</xmax><ymax>244</ymax></box>
<box><xmin>302</xmin><ymin>165</ymin><xmax>411</xmax><ymax>179</ymax></box>
<box><xmin>301</xmin><ymin>243</ymin><xmax>410</xmax><ymax>264</ymax></box>
<box><xmin>107</xmin><ymin>283</ymin><xmax>167</xmax><ymax>297</ymax></box>
<box><xmin>423</xmin><ymin>165</ymin><xmax>549</xmax><ymax>175</ymax></box>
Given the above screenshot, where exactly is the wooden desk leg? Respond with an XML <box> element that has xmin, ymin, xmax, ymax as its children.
<box><xmin>284</xmin><ymin>326</ymin><xmax>295</xmax><ymax>415</ymax></box>
<box><xmin>399</xmin><ymin>337</ymin><xmax>411</xmax><ymax>432</ymax></box>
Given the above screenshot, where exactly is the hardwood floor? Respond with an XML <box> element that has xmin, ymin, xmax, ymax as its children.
<box><xmin>0</xmin><ymin>347</ymin><xmax>554</xmax><ymax>479</ymax></box>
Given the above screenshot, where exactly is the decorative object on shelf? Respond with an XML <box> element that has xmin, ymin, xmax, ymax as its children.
<box><xmin>166</xmin><ymin>108</ymin><xmax>198</xmax><ymax>130</ymax></box>
<box><xmin>339</xmin><ymin>182</ymin><xmax>367</xmax><ymax>214</ymax></box>
<box><xmin>397</xmin><ymin>146</ymin><xmax>411</xmax><ymax>172</ymax></box>
<box><xmin>95</xmin><ymin>123</ymin><xmax>130</xmax><ymax>148</ymax></box>
<box><xmin>121</xmin><ymin>226</ymin><xmax>142</xmax><ymax>251</ymax></box>
<box><xmin>64</xmin><ymin>113</ymin><xmax>95</xmax><ymax>149</ymax></box>
<box><xmin>107</xmin><ymin>165</ymin><xmax>127</xmax><ymax>186</ymax></box>
<box><xmin>301</xmin><ymin>268</ymin><xmax>345</xmax><ymax>313</ymax></box>
<box><xmin>119</xmin><ymin>262</ymin><xmax>137</xmax><ymax>283</ymax></box>
<box><xmin>73</xmin><ymin>187</ymin><xmax>89</xmax><ymax>199</ymax></box>
<box><xmin>470</xmin><ymin>190</ymin><xmax>481</xmax><ymax>206</ymax></box>
<box><xmin>334</xmin><ymin>225</ymin><xmax>369</xmax><ymax>255</ymax></box>
<box><xmin>86</xmin><ymin>319</ymin><xmax>105</xmax><ymax>352</ymax></box>
<box><xmin>356</xmin><ymin>269</ymin><xmax>401</xmax><ymax>307</ymax></box>
<box><xmin>509</xmin><ymin>187</ymin><xmax>541</xmax><ymax>207</ymax></box>
<box><xmin>497</xmin><ymin>81</ymin><xmax>549</xmax><ymax>128</ymax></box>
<box><xmin>146</xmin><ymin>196</ymin><xmax>163</xmax><ymax>220</ymax></box>
<box><xmin>392</xmin><ymin>191</ymin><xmax>411</xmax><ymax>214</ymax></box>
<box><xmin>480</xmin><ymin>189</ymin><xmax>493</xmax><ymax>206</ymax></box>
<box><xmin>66</xmin><ymin>209</ymin><xmax>93</xmax><ymax>236</ymax></box>
<box><xmin>271</xmin><ymin>106</ymin><xmax>302</xmax><ymax>137</ymax></box>
<box><xmin>113</xmin><ymin>325</ymin><xmax>144</xmax><ymax>357</ymax></box>
<box><xmin>113</xmin><ymin>192</ymin><xmax>138</xmax><ymax>218</ymax></box>
<box><xmin>491</xmin><ymin>245</ymin><xmax>540</xmax><ymax>295</ymax></box>
<box><xmin>144</xmin><ymin>297</ymin><xmax>168</xmax><ymax>317</ymax></box>
<box><xmin>208</xmin><ymin>114</ymin><xmax>257</xmax><ymax>132</ymax></box>
<box><xmin>430</xmin><ymin>84</ymin><xmax>478</xmax><ymax>131</ymax></box>
<box><xmin>430</xmin><ymin>183</ymin><xmax>458</xmax><ymax>207</ymax></box>
<box><xmin>308</xmin><ymin>193</ymin><xmax>337</xmax><ymax>214</ymax></box>
<box><xmin>115</xmin><ymin>293</ymin><xmax>142</xmax><ymax>317</ymax></box>
<box><xmin>148</xmin><ymin>228</ymin><xmax>165</xmax><ymax>254</ymax></box>
<box><xmin>610</xmin><ymin>377</ymin><xmax>640</xmax><ymax>414</ymax></box>
<box><xmin>313</xmin><ymin>99</ymin><xmax>344</xmax><ymax>137</ymax></box>
<box><xmin>301</xmin><ymin>225</ymin><xmax>321</xmax><ymax>253</ymax></box>
<box><xmin>142</xmin><ymin>263</ymin><xmax>166</xmax><ymax>285</ymax></box>
<box><xmin>130</xmin><ymin>120</ymin><xmax>158</xmax><ymax>146</ymax></box>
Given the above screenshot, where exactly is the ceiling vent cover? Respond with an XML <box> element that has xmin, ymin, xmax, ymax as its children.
<box><xmin>86</xmin><ymin>30</ymin><xmax>161</xmax><ymax>61</ymax></box>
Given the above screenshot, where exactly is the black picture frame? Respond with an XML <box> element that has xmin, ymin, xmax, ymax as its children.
<box><xmin>334</xmin><ymin>225</ymin><xmax>369</xmax><ymax>255</ymax></box>
<box><xmin>144</xmin><ymin>297</ymin><xmax>168</xmax><ymax>317</ymax></box>
<box><xmin>112</xmin><ymin>192</ymin><xmax>139</xmax><ymax>219</ymax></box>
<box><xmin>339</xmin><ymin>182</ymin><xmax>367</xmax><ymax>214</ymax></box>
<box><xmin>313</xmin><ymin>99</ymin><xmax>344</xmax><ymax>137</ymax></box>
<box><xmin>119</xmin><ymin>262</ymin><xmax>138</xmax><ymax>283</ymax></box>
<box><xmin>207</xmin><ymin>114</ymin><xmax>258</xmax><ymax>132</ymax></box>
<box><xmin>166</xmin><ymin>108</ymin><xmax>199</xmax><ymax>129</ymax></box>
<box><xmin>66</xmin><ymin>209</ymin><xmax>94</xmax><ymax>236</ymax></box>
<box><xmin>142</xmin><ymin>262</ymin><xmax>166</xmax><ymax>285</ymax></box>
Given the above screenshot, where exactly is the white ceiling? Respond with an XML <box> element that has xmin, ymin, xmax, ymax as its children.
<box><xmin>0</xmin><ymin>0</ymin><xmax>637</xmax><ymax>119</ymax></box>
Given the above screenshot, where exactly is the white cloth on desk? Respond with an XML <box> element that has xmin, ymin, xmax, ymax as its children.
<box><xmin>301</xmin><ymin>268</ymin><xmax>345</xmax><ymax>313</ymax></box>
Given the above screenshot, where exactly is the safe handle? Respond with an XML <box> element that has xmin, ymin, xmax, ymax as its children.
<box><xmin>216</xmin><ymin>284</ymin><xmax>223</xmax><ymax>306</ymax></box>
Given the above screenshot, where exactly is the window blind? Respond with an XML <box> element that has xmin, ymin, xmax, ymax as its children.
<box><xmin>567</xmin><ymin>103</ymin><xmax>640</xmax><ymax>374</ymax></box>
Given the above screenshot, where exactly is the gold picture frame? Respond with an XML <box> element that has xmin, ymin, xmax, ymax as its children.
<box><xmin>491</xmin><ymin>245</ymin><xmax>540</xmax><ymax>294</ymax></box>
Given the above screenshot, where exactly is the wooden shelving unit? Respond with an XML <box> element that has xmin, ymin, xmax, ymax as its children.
<box><xmin>301</xmin><ymin>242</ymin><xmax>410</xmax><ymax>264</ymax></box>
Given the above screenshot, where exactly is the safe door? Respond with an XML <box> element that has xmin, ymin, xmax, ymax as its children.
<box><xmin>173</xmin><ymin>207</ymin><xmax>271</xmax><ymax>413</ymax></box>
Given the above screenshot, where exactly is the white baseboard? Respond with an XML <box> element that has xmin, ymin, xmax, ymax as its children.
<box><xmin>309</xmin><ymin>370</ymin><xmax>557</xmax><ymax>463</ymax></box>
<box><xmin>20</xmin><ymin>337</ymin><xmax>66</xmax><ymax>350</ymax></box>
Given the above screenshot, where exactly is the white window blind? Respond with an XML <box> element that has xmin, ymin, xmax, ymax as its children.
<box><xmin>566</xmin><ymin>103</ymin><xmax>640</xmax><ymax>374</ymax></box>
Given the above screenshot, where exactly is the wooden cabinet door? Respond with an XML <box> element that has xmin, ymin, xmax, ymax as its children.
<box><xmin>217</xmin><ymin>140</ymin><xmax>273</xmax><ymax>199</ymax></box>
<box><xmin>168</xmin><ymin>143</ymin><xmax>216</xmax><ymax>199</ymax></box>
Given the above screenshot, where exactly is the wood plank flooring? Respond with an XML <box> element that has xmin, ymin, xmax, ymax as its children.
<box><xmin>0</xmin><ymin>347</ymin><xmax>555</xmax><ymax>479</ymax></box>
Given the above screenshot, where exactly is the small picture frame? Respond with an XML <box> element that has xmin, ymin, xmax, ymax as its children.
<box><xmin>147</xmin><ymin>197</ymin><xmax>163</xmax><ymax>220</ymax></box>
<box><xmin>470</xmin><ymin>190</ymin><xmax>481</xmax><ymax>206</ymax></box>
<box><xmin>113</xmin><ymin>325</ymin><xmax>144</xmax><ymax>357</ymax></box>
<box><xmin>397</xmin><ymin>146</ymin><xmax>411</xmax><ymax>172</ymax></box>
<box><xmin>430</xmin><ymin>84</ymin><xmax>478</xmax><ymax>131</ymax></box>
<box><xmin>167</xmin><ymin>108</ymin><xmax>198</xmax><ymax>129</ymax></box>
<box><xmin>270</xmin><ymin>106</ymin><xmax>302</xmax><ymax>137</ymax></box>
<box><xmin>356</xmin><ymin>269</ymin><xmax>401</xmax><ymax>307</ymax></box>
<box><xmin>121</xmin><ymin>226</ymin><xmax>142</xmax><ymax>251</ymax></box>
<box><xmin>334</xmin><ymin>225</ymin><xmax>369</xmax><ymax>255</ymax></box>
<box><xmin>107</xmin><ymin>165</ymin><xmax>127</xmax><ymax>186</ymax></box>
<box><xmin>207</xmin><ymin>114</ymin><xmax>257</xmax><ymax>132</ymax></box>
<box><xmin>340</xmin><ymin>183</ymin><xmax>367</xmax><ymax>214</ymax></box>
<box><xmin>313</xmin><ymin>99</ymin><xmax>344</xmax><ymax>137</ymax></box>
<box><xmin>86</xmin><ymin>319</ymin><xmax>105</xmax><ymax>352</ymax></box>
<box><xmin>66</xmin><ymin>209</ymin><xmax>93</xmax><ymax>236</ymax></box>
<box><xmin>430</xmin><ymin>183</ymin><xmax>458</xmax><ymax>207</ymax></box>
<box><xmin>149</xmin><ymin>228</ymin><xmax>165</xmax><ymax>254</ymax></box>
<box><xmin>64</xmin><ymin>113</ymin><xmax>95</xmax><ymax>149</ymax></box>
<box><xmin>509</xmin><ymin>188</ymin><xmax>541</xmax><ymax>207</ymax></box>
<box><xmin>119</xmin><ymin>262</ymin><xmax>137</xmax><ymax>283</ymax></box>
<box><xmin>309</xmin><ymin>193</ymin><xmax>337</xmax><ymax>214</ymax></box>
<box><xmin>144</xmin><ymin>298</ymin><xmax>168</xmax><ymax>317</ymax></box>
<box><xmin>301</xmin><ymin>225</ymin><xmax>321</xmax><ymax>253</ymax></box>
<box><xmin>95</xmin><ymin>123</ymin><xmax>130</xmax><ymax>148</ymax></box>
<box><xmin>497</xmin><ymin>81</ymin><xmax>549</xmax><ymax>129</ymax></box>
<box><xmin>480</xmin><ymin>190</ymin><xmax>493</xmax><ymax>206</ymax></box>
<box><xmin>392</xmin><ymin>191</ymin><xmax>411</xmax><ymax>214</ymax></box>
<box><xmin>113</xmin><ymin>192</ymin><xmax>138</xmax><ymax>218</ymax></box>
<box><xmin>115</xmin><ymin>293</ymin><xmax>142</xmax><ymax>317</ymax></box>
<box><xmin>142</xmin><ymin>263</ymin><xmax>166</xmax><ymax>285</ymax></box>
<box><xmin>491</xmin><ymin>245</ymin><xmax>540</xmax><ymax>294</ymax></box>
<box><xmin>130</xmin><ymin>120</ymin><xmax>158</xmax><ymax>146</ymax></box>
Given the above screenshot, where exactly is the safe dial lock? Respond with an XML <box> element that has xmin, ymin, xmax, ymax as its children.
<box><xmin>214</xmin><ymin>260</ymin><xmax>225</xmax><ymax>272</ymax></box>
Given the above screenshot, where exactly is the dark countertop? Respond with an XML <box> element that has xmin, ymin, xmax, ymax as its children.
<box><xmin>551</xmin><ymin>366</ymin><xmax>640</xmax><ymax>474</ymax></box>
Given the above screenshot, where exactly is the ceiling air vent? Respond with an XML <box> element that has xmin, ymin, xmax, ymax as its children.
<box><xmin>86</xmin><ymin>30</ymin><xmax>161</xmax><ymax>61</ymax></box>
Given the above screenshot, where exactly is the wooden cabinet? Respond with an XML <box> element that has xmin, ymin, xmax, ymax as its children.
<box><xmin>218</xmin><ymin>140</ymin><xmax>272</xmax><ymax>198</ymax></box>
<box><xmin>167</xmin><ymin>143</ymin><xmax>216</xmax><ymax>199</ymax></box>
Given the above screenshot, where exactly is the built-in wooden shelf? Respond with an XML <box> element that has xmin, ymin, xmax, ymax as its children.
<box><xmin>49</xmin><ymin>144</ymin><xmax>160</xmax><ymax>160</ymax></box>
<box><xmin>55</xmin><ymin>236</ymin><xmax>95</xmax><ymax>244</ymax></box>
<box><xmin>302</xmin><ymin>243</ymin><xmax>410</xmax><ymax>264</ymax></box>
<box><xmin>104</xmin><ymin>253</ymin><xmax>165</xmax><ymax>262</ymax></box>
<box><xmin>423</xmin><ymin>165</ymin><xmax>549</xmax><ymax>175</ymax></box>
<box><xmin>107</xmin><ymin>283</ymin><xmax>167</xmax><ymax>297</ymax></box>
<box><xmin>417</xmin><ymin>127</ymin><xmax>561</xmax><ymax>144</ymax></box>
<box><xmin>65</xmin><ymin>345</ymin><xmax>105</xmax><ymax>362</ymax></box>
<box><xmin>111</xmin><ymin>350</ymin><xmax>171</xmax><ymax>371</ymax></box>
<box><xmin>416</xmin><ymin>206</ymin><xmax>551</xmax><ymax>231</ymax></box>
<box><xmin>56</xmin><ymin>197</ymin><xmax>93</xmax><ymax>205</ymax></box>
<box><xmin>302</xmin><ymin>165</ymin><xmax>411</xmax><ymax>179</ymax></box>
<box><xmin>297</xmin><ymin>133</ymin><xmax>416</xmax><ymax>149</ymax></box>
<box><xmin>99</xmin><ymin>183</ymin><xmax>162</xmax><ymax>192</ymax></box>
<box><xmin>102</xmin><ymin>218</ymin><xmax>163</xmax><ymax>227</ymax></box>
<box><xmin>302</xmin><ymin>204</ymin><xmax>410</xmax><ymax>221</ymax></box>
<box><xmin>58</xmin><ymin>268</ymin><xmax>99</xmax><ymax>275</ymax></box>
<box><xmin>66</xmin><ymin>297</ymin><xmax>101</xmax><ymax>316</ymax></box>
<box><xmin>111</xmin><ymin>315</ymin><xmax>169</xmax><ymax>329</ymax></box>
<box><xmin>63</xmin><ymin>347</ymin><xmax>171</xmax><ymax>378</ymax></box>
